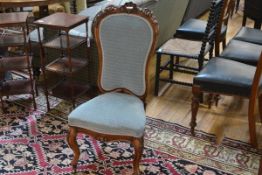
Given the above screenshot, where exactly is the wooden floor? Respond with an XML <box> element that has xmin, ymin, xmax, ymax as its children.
<box><xmin>145</xmin><ymin>8</ymin><xmax>262</xmax><ymax>148</ymax></box>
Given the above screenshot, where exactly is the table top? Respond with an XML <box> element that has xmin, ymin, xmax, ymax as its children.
<box><xmin>0</xmin><ymin>0</ymin><xmax>68</xmax><ymax>7</ymax></box>
<box><xmin>0</xmin><ymin>12</ymin><xmax>29</xmax><ymax>27</ymax></box>
<box><xmin>34</xmin><ymin>12</ymin><xmax>88</xmax><ymax>31</ymax></box>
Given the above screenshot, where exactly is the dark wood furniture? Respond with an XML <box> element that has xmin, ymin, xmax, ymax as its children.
<box><xmin>176</xmin><ymin>0</ymin><xmax>235</xmax><ymax>57</ymax></box>
<box><xmin>0</xmin><ymin>12</ymin><xmax>36</xmax><ymax>111</ymax></box>
<box><xmin>215</xmin><ymin>0</ymin><xmax>235</xmax><ymax>56</ymax></box>
<box><xmin>191</xmin><ymin>52</ymin><xmax>262</xmax><ymax>148</ymax></box>
<box><xmin>67</xmin><ymin>3</ymin><xmax>159</xmax><ymax>174</ymax></box>
<box><xmin>154</xmin><ymin>0</ymin><xmax>224</xmax><ymax>96</ymax></box>
<box><xmin>242</xmin><ymin>0</ymin><xmax>262</xmax><ymax>29</ymax></box>
<box><xmin>34</xmin><ymin>12</ymin><xmax>89</xmax><ymax>111</ymax></box>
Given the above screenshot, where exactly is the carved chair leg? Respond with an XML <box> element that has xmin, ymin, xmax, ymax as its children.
<box><xmin>191</xmin><ymin>86</ymin><xmax>201</xmax><ymax>136</ymax></box>
<box><xmin>248</xmin><ymin>98</ymin><xmax>257</xmax><ymax>148</ymax></box>
<box><xmin>258</xmin><ymin>95</ymin><xmax>262</xmax><ymax>123</ymax></box>
<box><xmin>67</xmin><ymin>127</ymin><xmax>80</xmax><ymax>172</ymax></box>
<box><xmin>132</xmin><ymin>137</ymin><xmax>144</xmax><ymax>175</ymax></box>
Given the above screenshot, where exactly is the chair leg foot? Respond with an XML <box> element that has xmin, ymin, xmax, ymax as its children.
<box><xmin>191</xmin><ymin>86</ymin><xmax>201</xmax><ymax>136</ymax></box>
<box><xmin>248</xmin><ymin>99</ymin><xmax>258</xmax><ymax>148</ymax></box>
<box><xmin>132</xmin><ymin>137</ymin><xmax>143</xmax><ymax>175</ymax></box>
<box><xmin>67</xmin><ymin>127</ymin><xmax>80</xmax><ymax>171</ymax></box>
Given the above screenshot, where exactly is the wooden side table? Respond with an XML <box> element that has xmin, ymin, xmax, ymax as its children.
<box><xmin>34</xmin><ymin>12</ymin><xmax>90</xmax><ymax>111</ymax></box>
<box><xmin>0</xmin><ymin>12</ymin><xmax>36</xmax><ymax>111</ymax></box>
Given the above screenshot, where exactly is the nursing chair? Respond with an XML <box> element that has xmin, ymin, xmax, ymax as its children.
<box><xmin>67</xmin><ymin>3</ymin><xmax>159</xmax><ymax>174</ymax></box>
<box><xmin>191</xmin><ymin>52</ymin><xmax>262</xmax><ymax>148</ymax></box>
<box><xmin>154</xmin><ymin>0</ymin><xmax>224</xmax><ymax>96</ymax></box>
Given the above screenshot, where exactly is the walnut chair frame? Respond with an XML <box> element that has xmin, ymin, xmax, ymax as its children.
<box><xmin>215</xmin><ymin>0</ymin><xmax>235</xmax><ymax>56</ymax></box>
<box><xmin>191</xmin><ymin>52</ymin><xmax>262</xmax><ymax>148</ymax></box>
<box><xmin>67</xmin><ymin>3</ymin><xmax>159</xmax><ymax>175</ymax></box>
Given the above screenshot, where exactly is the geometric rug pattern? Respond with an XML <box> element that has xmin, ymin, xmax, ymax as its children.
<box><xmin>0</xmin><ymin>96</ymin><xmax>261</xmax><ymax>175</ymax></box>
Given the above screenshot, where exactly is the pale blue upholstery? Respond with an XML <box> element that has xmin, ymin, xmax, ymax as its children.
<box><xmin>68</xmin><ymin>92</ymin><xmax>146</xmax><ymax>137</ymax></box>
<box><xmin>69</xmin><ymin>5</ymin><xmax>102</xmax><ymax>38</ymax></box>
<box><xmin>99</xmin><ymin>14</ymin><xmax>153</xmax><ymax>96</ymax></box>
<box><xmin>67</xmin><ymin>4</ymin><xmax>158</xmax><ymax>173</ymax></box>
<box><xmin>29</xmin><ymin>27</ymin><xmax>44</xmax><ymax>42</ymax></box>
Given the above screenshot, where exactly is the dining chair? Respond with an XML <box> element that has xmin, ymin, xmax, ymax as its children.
<box><xmin>67</xmin><ymin>2</ymin><xmax>159</xmax><ymax>174</ymax></box>
<box><xmin>234</xmin><ymin>27</ymin><xmax>262</xmax><ymax>45</ymax></box>
<box><xmin>242</xmin><ymin>0</ymin><xmax>262</xmax><ymax>29</ymax></box>
<box><xmin>220</xmin><ymin>39</ymin><xmax>262</xmax><ymax>66</ymax></box>
<box><xmin>191</xmin><ymin>52</ymin><xmax>262</xmax><ymax>148</ymax></box>
<box><xmin>175</xmin><ymin>0</ymin><xmax>235</xmax><ymax>56</ymax></box>
<box><xmin>155</xmin><ymin>0</ymin><xmax>224</xmax><ymax>96</ymax></box>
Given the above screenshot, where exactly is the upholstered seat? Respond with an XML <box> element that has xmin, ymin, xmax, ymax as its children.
<box><xmin>234</xmin><ymin>27</ymin><xmax>262</xmax><ymax>45</ymax></box>
<box><xmin>67</xmin><ymin>3</ymin><xmax>159</xmax><ymax>174</ymax></box>
<box><xmin>175</xmin><ymin>0</ymin><xmax>235</xmax><ymax>56</ymax></box>
<box><xmin>68</xmin><ymin>92</ymin><xmax>146</xmax><ymax>137</ymax></box>
<box><xmin>194</xmin><ymin>58</ymin><xmax>259</xmax><ymax>97</ymax></box>
<box><xmin>191</xmin><ymin>52</ymin><xmax>262</xmax><ymax>148</ymax></box>
<box><xmin>220</xmin><ymin>39</ymin><xmax>262</xmax><ymax>66</ymax></box>
<box><xmin>176</xmin><ymin>18</ymin><xmax>227</xmax><ymax>41</ymax></box>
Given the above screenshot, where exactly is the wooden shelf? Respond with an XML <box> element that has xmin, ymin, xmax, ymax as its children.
<box><xmin>45</xmin><ymin>56</ymin><xmax>88</xmax><ymax>74</ymax></box>
<box><xmin>43</xmin><ymin>35</ymin><xmax>86</xmax><ymax>50</ymax></box>
<box><xmin>0</xmin><ymin>79</ymin><xmax>32</xmax><ymax>96</ymax></box>
<box><xmin>0</xmin><ymin>34</ymin><xmax>27</xmax><ymax>47</ymax></box>
<box><xmin>50</xmin><ymin>80</ymin><xmax>90</xmax><ymax>100</ymax></box>
<box><xmin>0</xmin><ymin>56</ymin><xmax>32</xmax><ymax>71</ymax></box>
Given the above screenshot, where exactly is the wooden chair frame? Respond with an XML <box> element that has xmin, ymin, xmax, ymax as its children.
<box><xmin>215</xmin><ymin>0</ymin><xmax>235</xmax><ymax>56</ymax></box>
<box><xmin>67</xmin><ymin>3</ymin><xmax>159</xmax><ymax>174</ymax></box>
<box><xmin>191</xmin><ymin>52</ymin><xmax>262</xmax><ymax>148</ymax></box>
<box><xmin>154</xmin><ymin>0</ymin><xmax>224</xmax><ymax>96</ymax></box>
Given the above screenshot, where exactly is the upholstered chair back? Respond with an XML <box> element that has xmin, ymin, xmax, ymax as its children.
<box><xmin>93</xmin><ymin>3</ymin><xmax>159</xmax><ymax>99</ymax></box>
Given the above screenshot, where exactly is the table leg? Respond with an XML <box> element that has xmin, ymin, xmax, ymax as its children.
<box><xmin>33</xmin><ymin>5</ymin><xmax>49</xmax><ymax>77</ymax></box>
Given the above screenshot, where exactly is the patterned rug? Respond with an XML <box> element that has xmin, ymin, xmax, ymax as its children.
<box><xmin>0</xmin><ymin>96</ymin><xmax>261</xmax><ymax>175</ymax></box>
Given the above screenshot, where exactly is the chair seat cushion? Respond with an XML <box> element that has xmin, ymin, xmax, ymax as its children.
<box><xmin>157</xmin><ymin>38</ymin><xmax>210</xmax><ymax>57</ymax></box>
<box><xmin>194</xmin><ymin>57</ymin><xmax>257</xmax><ymax>97</ymax></box>
<box><xmin>68</xmin><ymin>92</ymin><xmax>146</xmax><ymax>138</ymax></box>
<box><xmin>176</xmin><ymin>18</ymin><xmax>227</xmax><ymax>40</ymax></box>
<box><xmin>220</xmin><ymin>39</ymin><xmax>262</xmax><ymax>66</ymax></box>
<box><xmin>234</xmin><ymin>27</ymin><xmax>262</xmax><ymax>45</ymax></box>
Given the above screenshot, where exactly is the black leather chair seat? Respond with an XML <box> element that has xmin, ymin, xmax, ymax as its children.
<box><xmin>220</xmin><ymin>39</ymin><xmax>262</xmax><ymax>66</ymax></box>
<box><xmin>176</xmin><ymin>18</ymin><xmax>227</xmax><ymax>40</ymax></box>
<box><xmin>194</xmin><ymin>57</ymin><xmax>259</xmax><ymax>97</ymax></box>
<box><xmin>234</xmin><ymin>27</ymin><xmax>262</xmax><ymax>45</ymax></box>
